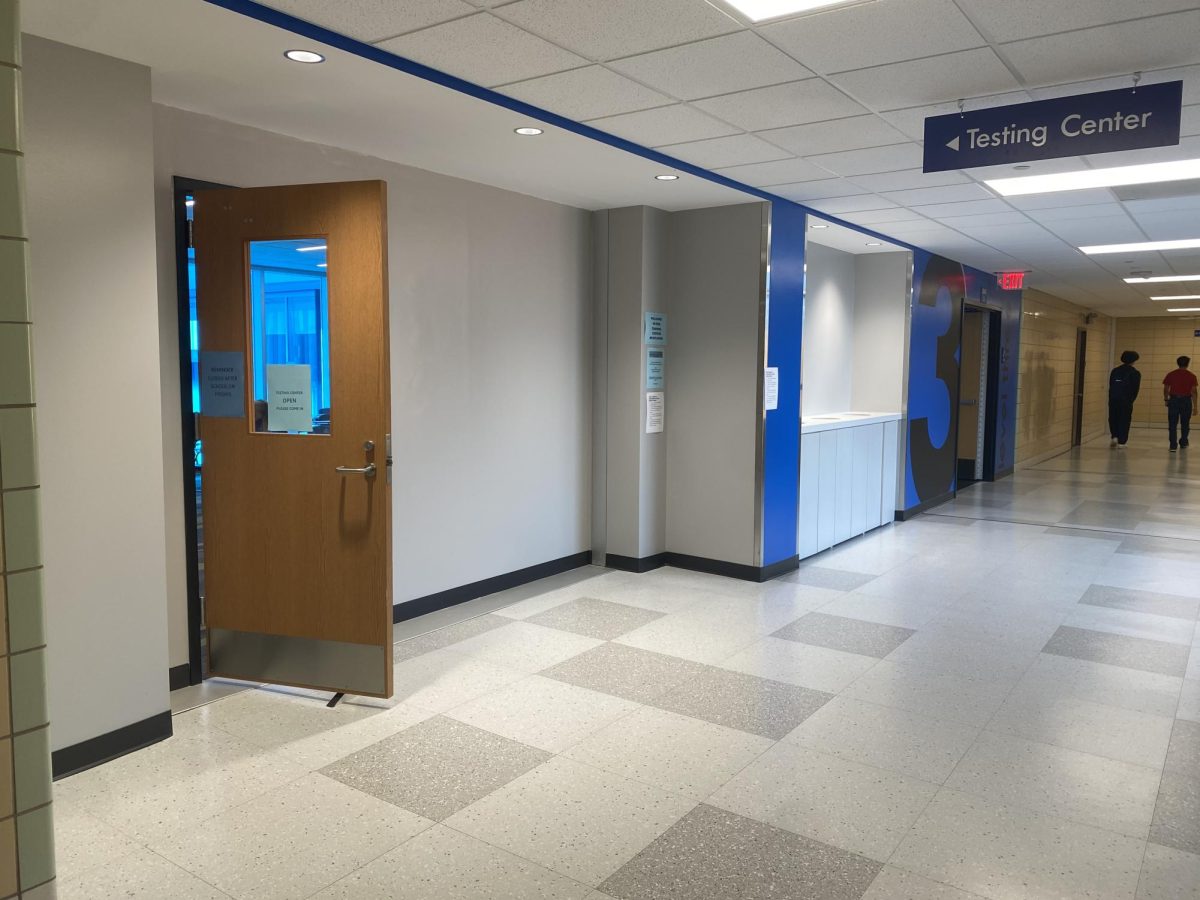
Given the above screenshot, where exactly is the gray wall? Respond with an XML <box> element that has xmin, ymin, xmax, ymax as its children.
<box><xmin>666</xmin><ymin>203</ymin><xmax>766</xmax><ymax>567</ymax></box>
<box><xmin>802</xmin><ymin>242</ymin><xmax>856</xmax><ymax>416</ymax></box>
<box><xmin>22</xmin><ymin>36</ymin><xmax>171</xmax><ymax>751</ymax></box>
<box><xmin>152</xmin><ymin>105</ymin><xmax>593</xmax><ymax>632</ymax></box>
<box><xmin>852</xmin><ymin>252</ymin><xmax>910</xmax><ymax>413</ymax></box>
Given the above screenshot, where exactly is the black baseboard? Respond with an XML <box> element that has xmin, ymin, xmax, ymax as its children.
<box><xmin>394</xmin><ymin>551</ymin><xmax>592</xmax><ymax>623</ymax></box>
<box><xmin>895</xmin><ymin>490</ymin><xmax>956</xmax><ymax>521</ymax></box>
<box><xmin>168</xmin><ymin>663</ymin><xmax>191</xmax><ymax>692</ymax></box>
<box><xmin>660</xmin><ymin>552</ymin><xmax>799</xmax><ymax>583</ymax></box>
<box><xmin>52</xmin><ymin>711</ymin><xmax>173</xmax><ymax>780</ymax></box>
<box><xmin>604</xmin><ymin>552</ymin><xmax>668</xmax><ymax>573</ymax></box>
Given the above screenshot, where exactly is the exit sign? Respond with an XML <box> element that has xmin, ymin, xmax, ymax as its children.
<box><xmin>999</xmin><ymin>272</ymin><xmax>1026</xmax><ymax>291</ymax></box>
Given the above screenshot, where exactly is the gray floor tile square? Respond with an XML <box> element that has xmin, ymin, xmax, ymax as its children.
<box><xmin>599</xmin><ymin>804</ymin><xmax>881</xmax><ymax>900</ymax></box>
<box><xmin>1164</xmin><ymin>719</ymin><xmax>1200</xmax><ymax>779</ymax></box>
<box><xmin>393</xmin><ymin>614</ymin><xmax>512</xmax><ymax>663</ymax></box>
<box><xmin>1078</xmin><ymin>585</ymin><xmax>1200</xmax><ymax>622</ymax></box>
<box><xmin>1150</xmin><ymin>771</ymin><xmax>1200</xmax><ymax>855</ymax></box>
<box><xmin>1136</xmin><ymin>843</ymin><xmax>1200</xmax><ymax>900</ymax></box>
<box><xmin>526</xmin><ymin>598</ymin><xmax>666</xmax><ymax>640</ymax></box>
<box><xmin>786</xmin><ymin>567</ymin><xmax>878</xmax><ymax>592</ymax></box>
<box><xmin>541</xmin><ymin>642</ymin><xmax>710</xmax><ymax>704</ymax></box>
<box><xmin>650</xmin><ymin>665</ymin><xmax>832</xmax><ymax>739</ymax></box>
<box><xmin>773</xmin><ymin>612</ymin><xmax>915</xmax><ymax>659</ymax></box>
<box><xmin>321</xmin><ymin>716</ymin><xmax>550</xmax><ymax>820</ymax></box>
<box><xmin>1059</xmin><ymin>500</ymin><xmax>1150</xmax><ymax>529</ymax></box>
<box><xmin>1042</xmin><ymin>625</ymin><xmax>1190</xmax><ymax>677</ymax></box>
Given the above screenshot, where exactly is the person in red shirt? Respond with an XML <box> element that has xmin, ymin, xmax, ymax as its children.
<box><xmin>1163</xmin><ymin>355</ymin><xmax>1199</xmax><ymax>452</ymax></box>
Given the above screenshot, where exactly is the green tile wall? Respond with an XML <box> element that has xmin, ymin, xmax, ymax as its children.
<box><xmin>1</xmin><ymin>3</ymin><xmax>54</xmax><ymax>896</ymax></box>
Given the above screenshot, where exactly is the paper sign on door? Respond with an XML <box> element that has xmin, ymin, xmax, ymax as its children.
<box><xmin>266</xmin><ymin>364</ymin><xmax>312</xmax><ymax>433</ymax></box>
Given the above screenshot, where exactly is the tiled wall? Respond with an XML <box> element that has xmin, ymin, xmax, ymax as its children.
<box><xmin>1113</xmin><ymin>315</ymin><xmax>1200</xmax><ymax>428</ymax></box>
<box><xmin>1016</xmin><ymin>289</ymin><xmax>1113</xmax><ymax>464</ymax></box>
<box><xmin>1</xmin><ymin>2</ymin><xmax>55</xmax><ymax>897</ymax></box>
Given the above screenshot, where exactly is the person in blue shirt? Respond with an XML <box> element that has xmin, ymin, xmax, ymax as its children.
<box><xmin>1108</xmin><ymin>350</ymin><xmax>1141</xmax><ymax>448</ymax></box>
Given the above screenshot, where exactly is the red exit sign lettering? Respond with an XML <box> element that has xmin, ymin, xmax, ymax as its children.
<box><xmin>999</xmin><ymin>271</ymin><xmax>1026</xmax><ymax>291</ymax></box>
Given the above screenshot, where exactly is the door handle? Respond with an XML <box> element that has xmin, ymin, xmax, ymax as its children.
<box><xmin>335</xmin><ymin>463</ymin><xmax>377</xmax><ymax>477</ymax></box>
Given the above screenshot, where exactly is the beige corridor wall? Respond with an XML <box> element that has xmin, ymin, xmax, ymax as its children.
<box><xmin>1113</xmin><ymin>316</ymin><xmax>1200</xmax><ymax>427</ymax></box>
<box><xmin>1016</xmin><ymin>290</ymin><xmax>1113</xmax><ymax>464</ymax></box>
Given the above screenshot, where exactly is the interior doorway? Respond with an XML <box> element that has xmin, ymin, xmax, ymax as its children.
<box><xmin>956</xmin><ymin>303</ymin><xmax>1002</xmax><ymax>485</ymax></box>
<box><xmin>1072</xmin><ymin>327</ymin><xmax>1087</xmax><ymax>447</ymax></box>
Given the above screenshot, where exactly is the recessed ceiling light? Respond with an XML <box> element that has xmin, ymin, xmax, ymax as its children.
<box><xmin>1151</xmin><ymin>294</ymin><xmax>1200</xmax><ymax>301</ymax></box>
<box><xmin>297</xmin><ymin>245</ymin><xmax>327</xmax><ymax>252</ymax></box>
<box><xmin>865</xmin><ymin>242</ymin><xmax>882</xmax><ymax>247</ymax></box>
<box><xmin>514</xmin><ymin>127</ymin><xmax>544</xmax><ymax>136</ymax></box>
<box><xmin>986</xmin><ymin>158</ymin><xmax>1200</xmax><ymax>196</ymax></box>
<box><xmin>1125</xmin><ymin>274</ymin><xmax>1200</xmax><ymax>283</ymax></box>
<box><xmin>655</xmin><ymin>174</ymin><xmax>679</xmax><ymax>181</ymax></box>
<box><xmin>1080</xmin><ymin>238</ymin><xmax>1200</xmax><ymax>255</ymax></box>
<box><xmin>809</xmin><ymin>224</ymin><xmax>829</xmax><ymax>229</ymax></box>
<box><xmin>284</xmin><ymin>49</ymin><xmax>325</xmax><ymax>64</ymax></box>
<box><xmin>1166</xmin><ymin>307</ymin><xmax>1200</xmax><ymax>312</ymax></box>
<box><xmin>719</xmin><ymin>0</ymin><xmax>861</xmax><ymax>23</ymax></box>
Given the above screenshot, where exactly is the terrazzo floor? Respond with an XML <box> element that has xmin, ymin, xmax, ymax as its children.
<box><xmin>54</xmin><ymin>429</ymin><xmax>1200</xmax><ymax>899</ymax></box>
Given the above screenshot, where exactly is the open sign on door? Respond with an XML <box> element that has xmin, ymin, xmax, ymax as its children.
<box><xmin>266</xmin><ymin>364</ymin><xmax>312</xmax><ymax>432</ymax></box>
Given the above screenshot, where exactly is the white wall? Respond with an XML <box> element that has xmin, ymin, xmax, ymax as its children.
<box><xmin>22</xmin><ymin>36</ymin><xmax>171</xmax><ymax>749</ymax></box>
<box><xmin>802</xmin><ymin>242</ymin><xmax>855</xmax><ymax>416</ymax></box>
<box><xmin>152</xmin><ymin>105</ymin><xmax>592</xmax><ymax>624</ymax></box>
<box><xmin>851</xmin><ymin>252</ymin><xmax>910</xmax><ymax>413</ymax></box>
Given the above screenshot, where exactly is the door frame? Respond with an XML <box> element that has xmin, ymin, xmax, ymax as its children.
<box><xmin>955</xmin><ymin>301</ymin><xmax>1003</xmax><ymax>485</ymax></box>
<box><xmin>172</xmin><ymin>175</ymin><xmax>234</xmax><ymax>689</ymax></box>
<box><xmin>1072</xmin><ymin>327</ymin><xmax>1088</xmax><ymax>447</ymax></box>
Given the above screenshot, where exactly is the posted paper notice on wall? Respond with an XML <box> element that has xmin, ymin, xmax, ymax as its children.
<box><xmin>199</xmin><ymin>350</ymin><xmax>245</xmax><ymax>418</ymax></box>
<box><xmin>646</xmin><ymin>391</ymin><xmax>665</xmax><ymax>434</ymax></box>
<box><xmin>764</xmin><ymin>367</ymin><xmax>779</xmax><ymax>411</ymax></box>
<box><xmin>266</xmin><ymin>364</ymin><xmax>312</xmax><ymax>433</ymax></box>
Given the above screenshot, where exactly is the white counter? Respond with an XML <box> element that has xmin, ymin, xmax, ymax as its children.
<box><xmin>798</xmin><ymin>412</ymin><xmax>901</xmax><ymax>560</ymax></box>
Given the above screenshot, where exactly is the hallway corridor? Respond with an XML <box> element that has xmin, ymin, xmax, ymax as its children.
<box><xmin>52</xmin><ymin>432</ymin><xmax>1200</xmax><ymax>900</ymax></box>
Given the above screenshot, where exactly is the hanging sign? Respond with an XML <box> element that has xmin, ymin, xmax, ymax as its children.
<box><xmin>199</xmin><ymin>351</ymin><xmax>245</xmax><ymax>418</ymax></box>
<box><xmin>923</xmin><ymin>81</ymin><xmax>1182</xmax><ymax>173</ymax></box>
<box><xmin>266</xmin><ymin>364</ymin><xmax>312</xmax><ymax>432</ymax></box>
<box><xmin>646</xmin><ymin>348</ymin><xmax>665</xmax><ymax>390</ymax></box>
<box><xmin>644</xmin><ymin>312</ymin><xmax>667</xmax><ymax>345</ymax></box>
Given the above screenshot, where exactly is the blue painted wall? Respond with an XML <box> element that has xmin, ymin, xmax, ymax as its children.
<box><xmin>760</xmin><ymin>202</ymin><xmax>806</xmax><ymax>567</ymax></box>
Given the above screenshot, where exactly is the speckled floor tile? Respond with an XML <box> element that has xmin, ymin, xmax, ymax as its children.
<box><xmin>445</xmin><ymin>675</ymin><xmax>640</xmax><ymax>753</ymax></box>
<box><xmin>1015</xmin><ymin>653</ymin><xmax>1184</xmax><ymax>718</ymax></box>
<box><xmin>1078</xmin><ymin>585</ymin><xmax>1200</xmax><ymax>622</ymax></box>
<box><xmin>1043</xmin><ymin>625</ymin><xmax>1190</xmax><ymax>676</ymax></box>
<box><xmin>391</xmin><ymin>647</ymin><xmax>527</xmax><ymax>713</ymax></box>
<box><xmin>891</xmin><ymin>789</ymin><xmax>1145</xmax><ymax>900</ymax></box>
<box><xmin>1150</xmin><ymin>734</ymin><xmax>1200</xmax><ymax>854</ymax></box>
<box><xmin>599</xmin><ymin>804</ymin><xmax>881</xmax><ymax>900</ymax></box>
<box><xmin>946</xmin><ymin>731</ymin><xmax>1159</xmax><ymax>838</ymax></box>
<box><xmin>526</xmin><ymin>598</ymin><xmax>666</xmax><ymax>640</ymax></box>
<box><xmin>1164</xmin><ymin>719</ymin><xmax>1200</xmax><ymax>778</ymax></box>
<box><xmin>860</xmin><ymin>866</ymin><xmax>985</xmax><ymax>900</ymax></box>
<box><xmin>1178</xmin><ymin>679</ymin><xmax>1200</xmax><ymax>723</ymax></box>
<box><xmin>541</xmin><ymin>642</ymin><xmax>711</xmax><ymax>704</ymax></box>
<box><xmin>147</xmin><ymin>773</ymin><xmax>430</xmax><ymax>900</ymax></box>
<box><xmin>311</xmin><ymin>825</ymin><xmax>591</xmax><ymax>899</ymax></box>
<box><xmin>562</xmin><ymin>706</ymin><xmax>773</xmax><ymax>799</ymax></box>
<box><xmin>55</xmin><ymin>846</ymin><xmax>230</xmax><ymax>900</ymax></box>
<box><xmin>649</xmin><ymin>665</ymin><xmax>832</xmax><ymax>739</ymax></box>
<box><xmin>817</xmin><ymin>591</ymin><xmax>952</xmax><ymax>630</ymax></box>
<box><xmin>446</xmin><ymin>621</ymin><xmax>604</xmax><ymax>675</ymax></box>
<box><xmin>393</xmin><ymin>614</ymin><xmax>514</xmax><ymax>663</ymax></box>
<box><xmin>321</xmin><ymin>716</ymin><xmax>550</xmax><ymax>820</ymax></box>
<box><xmin>785</xmin><ymin>566</ymin><xmax>878</xmax><ymax>592</ymax></box>
<box><xmin>773</xmin><ymin>612</ymin><xmax>915</xmax><ymax>659</ymax></box>
<box><xmin>51</xmin><ymin>798</ymin><xmax>143</xmax><ymax>883</ymax></box>
<box><xmin>444</xmin><ymin>756</ymin><xmax>696</xmax><ymax>886</ymax></box>
<box><xmin>719</xmin><ymin>636</ymin><xmax>879</xmax><ymax>693</ymax></box>
<box><xmin>1064</xmin><ymin>604</ymin><xmax>1196</xmax><ymax>646</ymax></box>
<box><xmin>786</xmin><ymin>697</ymin><xmax>979</xmax><ymax>785</ymax></box>
<box><xmin>840</xmin><ymin>660</ymin><xmax>1015</xmax><ymax>728</ymax></box>
<box><xmin>1136</xmin><ymin>843</ymin><xmax>1200</xmax><ymax>900</ymax></box>
<box><xmin>708</xmin><ymin>742</ymin><xmax>939</xmax><ymax>862</ymax></box>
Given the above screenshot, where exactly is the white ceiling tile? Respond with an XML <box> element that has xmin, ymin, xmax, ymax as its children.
<box><xmin>1129</xmin><ymin>211</ymin><xmax>1200</xmax><ymax>241</ymax></box>
<box><xmin>1123</xmin><ymin>195</ymin><xmax>1200</xmax><ymax>215</ymax></box>
<box><xmin>497</xmin><ymin>0</ymin><xmax>741</xmax><ymax>61</ymax></box>
<box><xmin>1023</xmin><ymin>203</ymin><xmax>1128</xmax><ymax>222</ymax></box>
<box><xmin>883</xmin><ymin>183</ymin><xmax>994</xmax><ymax>206</ymax></box>
<box><xmin>872</xmin><ymin>222</ymin><xmax>965</xmax><ymax>243</ymax></box>
<box><xmin>377</xmin><ymin>13</ymin><xmax>586</xmax><ymax>86</ymax></box>
<box><xmin>769</xmin><ymin>178</ymin><xmax>870</xmax><ymax>202</ymax></box>
<box><xmin>1183</xmin><ymin>105</ymin><xmax>1200</xmax><ymax>137</ymax></box>
<box><xmin>715</xmin><ymin>157</ymin><xmax>828</xmax><ymax>187</ymax></box>
<box><xmin>260</xmin><ymin>0</ymin><xmax>475</xmax><ymax>42</ymax></box>
<box><xmin>806</xmin><ymin>143</ymin><xmax>924</xmax><ymax>177</ymax></box>
<box><xmin>1006</xmin><ymin>189</ymin><xmax>1118</xmax><ymax>210</ymax></box>
<box><xmin>848</xmin><ymin>168</ymin><xmax>970</xmax><ymax>193</ymax></box>
<box><xmin>758</xmin><ymin>0</ymin><xmax>984</xmax><ymax>75</ymax></box>
<box><xmin>840</xmin><ymin>207</ymin><xmax>934</xmax><ymax>225</ymax></box>
<box><xmin>879</xmin><ymin>92</ymin><xmax>1032</xmax><ymax>139</ymax></box>
<box><xmin>912</xmin><ymin>198</ymin><xmax>1013</xmax><ymax>218</ymax></box>
<box><xmin>806</xmin><ymin>195</ymin><xmax>898</xmax><ymax>215</ymax></box>
<box><xmin>1001</xmin><ymin>12</ymin><xmax>1200</xmax><ymax>87</ymax></box>
<box><xmin>759</xmin><ymin>115</ymin><xmax>907</xmax><ymax>156</ymax></box>
<box><xmin>1082</xmin><ymin>136</ymin><xmax>1200</xmax><ymax>169</ymax></box>
<box><xmin>609</xmin><ymin>32</ymin><xmax>809</xmax><ymax>101</ymax></box>
<box><xmin>499</xmin><ymin>66</ymin><xmax>672</xmax><ymax>120</ymax></box>
<box><xmin>662</xmin><ymin>133</ymin><xmax>791</xmax><ymax>168</ymax></box>
<box><xmin>693</xmin><ymin>79</ymin><xmax>866</xmax><ymax>132</ymax></box>
<box><xmin>938</xmin><ymin>211</ymin><xmax>1032</xmax><ymax>228</ymax></box>
<box><xmin>965</xmin><ymin>156</ymin><xmax>1091</xmax><ymax>183</ymax></box>
<box><xmin>1039</xmin><ymin>218</ymin><xmax>1149</xmax><ymax>246</ymax></box>
<box><xmin>957</xmin><ymin>0</ymin><xmax>1199</xmax><ymax>43</ymax></box>
<box><xmin>950</xmin><ymin>222</ymin><xmax>1062</xmax><ymax>244</ymax></box>
<box><xmin>587</xmin><ymin>104</ymin><xmax>739</xmax><ymax>146</ymax></box>
<box><xmin>830</xmin><ymin>48</ymin><xmax>1021</xmax><ymax>111</ymax></box>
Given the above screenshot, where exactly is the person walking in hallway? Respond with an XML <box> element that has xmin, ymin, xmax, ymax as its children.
<box><xmin>1163</xmin><ymin>355</ymin><xmax>1198</xmax><ymax>452</ymax></box>
<box><xmin>1108</xmin><ymin>350</ymin><xmax>1140</xmax><ymax>447</ymax></box>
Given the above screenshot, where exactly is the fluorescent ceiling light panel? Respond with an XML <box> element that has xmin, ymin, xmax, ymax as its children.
<box><xmin>987</xmin><ymin>158</ymin><xmax>1200</xmax><ymax>197</ymax></box>
<box><xmin>1166</xmin><ymin>307</ymin><xmax>1200</xmax><ymax>312</ymax></box>
<box><xmin>1125</xmin><ymin>274</ymin><xmax>1200</xmax><ymax>283</ymax></box>
<box><xmin>1151</xmin><ymin>294</ymin><xmax>1200</xmax><ymax>301</ymax></box>
<box><xmin>720</xmin><ymin>0</ymin><xmax>859</xmax><ymax>22</ymax></box>
<box><xmin>1080</xmin><ymin>238</ymin><xmax>1200</xmax><ymax>255</ymax></box>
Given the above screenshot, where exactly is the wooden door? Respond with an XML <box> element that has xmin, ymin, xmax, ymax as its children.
<box><xmin>194</xmin><ymin>181</ymin><xmax>392</xmax><ymax>698</ymax></box>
